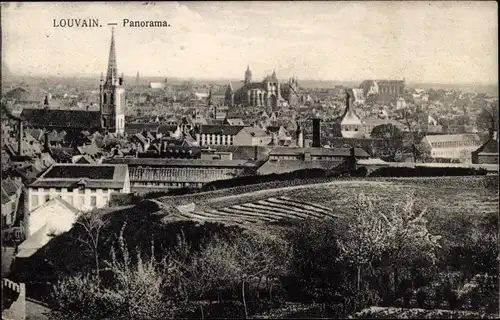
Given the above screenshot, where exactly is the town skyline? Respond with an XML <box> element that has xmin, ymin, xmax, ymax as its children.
<box><xmin>1</xmin><ymin>1</ymin><xmax>498</xmax><ymax>84</ymax></box>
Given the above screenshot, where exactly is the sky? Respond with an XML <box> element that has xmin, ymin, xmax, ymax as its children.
<box><xmin>1</xmin><ymin>1</ymin><xmax>498</xmax><ymax>84</ymax></box>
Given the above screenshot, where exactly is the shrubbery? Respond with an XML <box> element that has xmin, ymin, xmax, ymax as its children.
<box><xmin>369</xmin><ymin>166</ymin><xmax>487</xmax><ymax>177</ymax></box>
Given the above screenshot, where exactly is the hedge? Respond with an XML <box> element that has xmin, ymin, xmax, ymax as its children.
<box><xmin>369</xmin><ymin>166</ymin><xmax>488</xmax><ymax>177</ymax></box>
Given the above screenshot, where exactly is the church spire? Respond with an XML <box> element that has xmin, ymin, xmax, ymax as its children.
<box><xmin>106</xmin><ymin>27</ymin><xmax>118</xmax><ymax>84</ymax></box>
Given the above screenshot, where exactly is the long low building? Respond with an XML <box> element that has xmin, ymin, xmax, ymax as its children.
<box><xmin>103</xmin><ymin>158</ymin><xmax>260</xmax><ymax>191</ymax></box>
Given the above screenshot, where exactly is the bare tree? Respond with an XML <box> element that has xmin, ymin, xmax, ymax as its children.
<box><xmin>337</xmin><ymin>194</ymin><xmax>388</xmax><ymax>291</ymax></box>
<box><xmin>50</xmin><ymin>222</ymin><xmax>177</xmax><ymax>320</ymax></box>
<box><xmin>71</xmin><ymin>210</ymin><xmax>109</xmax><ymax>276</ymax></box>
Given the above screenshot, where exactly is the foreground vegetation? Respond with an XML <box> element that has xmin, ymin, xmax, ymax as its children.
<box><xmin>12</xmin><ymin>180</ymin><xmax>495</xmax><ymax>319</ymax></box>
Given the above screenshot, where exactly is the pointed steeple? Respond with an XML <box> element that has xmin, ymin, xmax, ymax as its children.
<box><xmin>106</xmin><ymin>27</ymin><xmax>118</xmax><ymax>85</ymax></box>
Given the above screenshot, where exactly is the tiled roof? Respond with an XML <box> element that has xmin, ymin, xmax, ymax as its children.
<box><xmin>1</xmin><ymin>188</ymin><xmax>11</xmax><ymax>205</ymax></box>
<box><xmin>474</xmin><ymin>139</ymin><xmax>499</xmax><ymax>154</ymax></box>
<box><xmin>241</xmin><ymin>126</ymin><xmax>268</xmax><ymax>137</ymax></box>
<box><xmin>29</xmin><ymin>164</ymin><xmax>128</xmax><ymax>189</ymax></box>
<box><xmin>21</xmin><ymin>109</ymin><xmax>101</xmax><ymax>129</ymax></box>
<box><xmin>210</xmin><ymin>146</ymin><xmax>272</xmax><ymax>161</ymax></box>
<box><xmin>270</xmin><ymin>147</ymin><xmax>370</xmax><ymax>158</ymax></box>
<box><xmin>125</xmin><ymin>122</ymin><xmax>159</xmax><ymax>134</ymax></box>
<box><xmin>2</xmin><ymin>178</ymin><xmax>21</xmax><ymax>197</ymax></box>
<box><xmin>257</xmin><ymin>159</ymin><xmax>344</xmax><ymax>175</ymax></box>
<box><xmin>104</xmin><ymin>157</ymin><xmax>257</xmax><ymax>168</ymax></box>
<box><xmin>196</xmin><ymin>125</ymin><xmax>245</xmax><ymax>135</ymax></box>
<box><xmin>425</xmin><ymin>134</ymin><xmax>480</xmax><ymax>143</ymax></box>
<box><xmin>225</xmin><ymin>118</ymin><xmax>245</xmax><ymax>126</ymax></box>
<box><xmin>157</xmin><ymin>125</ymin><xmax>178</xmax><ymax>134</ymax></box>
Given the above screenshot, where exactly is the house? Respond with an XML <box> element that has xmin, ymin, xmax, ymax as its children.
<box><xmin>472</xmin><ymin>132</ymin><xmax>499</xmax><ymax>164</ymax></box>
<box><xmin>233</xmin><ymin>127</ymin><xmax>272</xmax><ymax>146</ymax></box>
<box><xmin>24</xmin><ymin>197</ymin><xmax>80</xmax><ymax>239</ymax></box>
<box><xmin>421</xmin><ymin>134</ymin><xmax>482</xmax><ymax>164</ymax></box>
<box><xmin>194</xmin><ymin>125</ymin><xmax>245</xmax><ymax>146</ymax></box>
<box><xmin>268</xmin><ymin>147</ymin><xmax>370</xmax><ymax>161</ymax></box>
<box><xmin>1</xmin><ymin>178</ymin><xmax>23</xmax><ymax>228</ymax></box>
<box><xmin>26</xmin><ymin>163</ymin><xmax>130</xmax><ymax>213</ymax></box>
<box><xmin>224</xmin><ymin>118</ymin><xmax>245</xmax><ymax>126</ymax></box>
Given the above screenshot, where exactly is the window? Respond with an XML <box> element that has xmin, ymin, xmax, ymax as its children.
<box><xmin>31</xmin><ymin>195</ymin><xmax>39</xmax><ymax>207</ymax></box>
<box><xmin>91</xmin><ymin>196</ymin><xmax>97</xmax><ymax>207</ymax></box>
<box><xmin>102</xmin><ymin>196</ymin><xmax>108</xmax><ymax>204</ymax></box>
<box><xmin>39</xmin><ymin>188</ymin><xmax>45</xmax><ymax>192</ymax></box>
<box><xmin>11</xmin><ymin>202</ymin><xmax>16</xmax><ymax>212</ymax></box>
<box><xmin>67</xmin><ymin>188</ymin><xmax>73</xmax><ymax>193</ymax></box>
<box><xmin>114</xmin><ymin>189</ymin><xmax>121</xmax><ymax>193</ymax></box>
<box><xmin>78</xmin><ymin>188</ymin><xmax>85</xmax><ymax>194</ymax></box>
<box><xmin>79</xmin><ymin>196</ymin><xmax>85</xmax><ymax>206</ymax></box>
<box><xmin>44</xmin><ymin>194</ymin><xmax>50</xmax><ymax>202</ymax></box>
<box><xmin>102</xmin><ymin>188</ymin><xmax>108</xmax><ymax>193</ymax></box>
<box><xmin>67</xmin><ymin>196</ymin><xmax>74</xmax><ymax>205</ymax></box>
<box><xmin>91</xmin><ymin>189</ymin><xmax>96</xmax><ymax>193</ymax></box>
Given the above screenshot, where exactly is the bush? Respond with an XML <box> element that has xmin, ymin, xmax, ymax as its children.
<box><xmin>202</xmin><ymin>168</ymin><xmax>343</xmax><ymax>191</ymax></box>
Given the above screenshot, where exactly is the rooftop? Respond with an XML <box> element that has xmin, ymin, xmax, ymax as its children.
<box><xmin>270</xmin><ymin>147</ymin><xmax>370</xmax><ymax>158</ymax></box>
<box><xmin>29</xmin><ymin>164</ymin><xmax>128</xmax><ymax>189</ymax></box>
<box><xmin>21</xmin><ymin>109</ymin><xmax>101</xmax><ymax>129</ymax></box>
<box><xmin>104</xmin><ymin>157</ymin><xmax>258</xmax><ymax>168</ymax></box>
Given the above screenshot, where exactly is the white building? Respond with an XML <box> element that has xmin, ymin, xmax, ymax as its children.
<box><xmin>26</xmin><ymin>164</ymin><xmax>130</xmax><ymax>214</ymax></box>
<box><xmin>24</xmin><ymin>197</ymin><xmax>80</xmax><ymax>238</ymax></box>
<box><xmin>421</xmin><ymin>134</ymin><xmax>482</xmax><ymax>164</ymax></box>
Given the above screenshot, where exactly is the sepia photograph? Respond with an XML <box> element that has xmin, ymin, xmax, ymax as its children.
<box><xmin>1</xmin><ymin>1</ymin><xmax>498</xmax><ymax>319</ymax></box>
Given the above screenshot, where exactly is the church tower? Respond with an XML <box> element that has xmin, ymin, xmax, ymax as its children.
<box><xmin>244</xmin><ymin>65</ymin><xmax>252</xmax><ymax>86</ymax></box>
<box><xmin>100</xmin><ymin>27</ymin><xmax>126</xmax><ymax>135</ymax></box>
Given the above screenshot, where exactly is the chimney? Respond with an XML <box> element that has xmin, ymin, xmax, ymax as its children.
<box><xmin>43</xmin><ymin>131</ymin><xmax>50</xmax><ymax>153</ymax></box>
<box><xmin>17</xmin><ymin>120</ymin><xmax>23</xmax><ymax>156</ymax></box>
<box><xmin>254</xmin><ymin>145</ymin><xmax>258</xmax><ymax>160</ymax></box>
<box><xmin>297</xmin><ymin>129</ymin><xmax>304</xmax><ymax>148</ymax></box>
<box><xmin>312</xmin><ymin>118</ymin><xmax>321</xmax><ymax>148</ymax></box>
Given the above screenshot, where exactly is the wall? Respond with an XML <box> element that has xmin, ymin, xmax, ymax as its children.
<box><xmin>2</xmin><ymin>279</ymin><xmax>26</xmax><ymax>320</ymax></box>
<box><xmin>26</xmin><ymin>187</ymin><xmax>123</xmax><ymax>213</ymax></box>
<box><xmin>477</xmin><ymin>154</ymin><xmax>499</xmax><ymax>165</ymax></box>
<box><xmin>25</xmin><ymin>199</ymin><xmax>80</xmax><ymax>237</ymax></box>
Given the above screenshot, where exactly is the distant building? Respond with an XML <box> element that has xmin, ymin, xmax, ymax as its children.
<box><xmin>26</xmin><ymin>163</ymin><xmax>130</xmax><ymax>213</ymax></box>
<box><xmin>224</xmin><ymin>66</ymin><xmax>299</xmax><ymax>109</ymax></box>
<box><xmin>194</xmin><ymin>125</ymin><xmax>272</xmax><ymax>147</ymax></box>
<box><xmin>149</xmin><ymin>82</ymin><xmax>164</xmax><ymax>89</ymax></box>
<box><xmin>20</xmin><ymin>28</ymin><xmax>126</xmax><ymax>135</ymax></box>
<box><xmin>421</xmin><ymin>134</ymin><xmax>482</xmax><ymax>164</ymax></box>
<box><xmin>104</xmin><ymin>157</ymin><xmax>259</xmax><ymax>192</ymax></box>
<box><xmin>360</xmin><ymin>79</ymin><xmax>406</xmax><ymax>98</ymax></box>
<box><xmin>472</xmin><ymin>131</ymin><xmax>499</xmax><ymax>164</ymax></box>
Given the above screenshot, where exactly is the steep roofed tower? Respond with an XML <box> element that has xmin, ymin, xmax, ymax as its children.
<box><xmin>100</xmin><ymin>27</ymin><xmax>126</xmax><ymax>135</ymax></box>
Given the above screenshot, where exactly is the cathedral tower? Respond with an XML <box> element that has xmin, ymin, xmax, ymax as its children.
<box><xmin>100</xmin><ymin>27</ymin><xmax>126</xmax><ymax>135</ymax></box>
<box><xmin>244</xmin><ymin>65</ymin><xmax>252</xmax><ymax>86</ymax></box>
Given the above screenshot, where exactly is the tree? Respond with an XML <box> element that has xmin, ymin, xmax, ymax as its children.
<box><xmin>50</xmin><ymin>223</ymin><xmax>179</xmax><ymax>320</ymax></box>
<box><xmin>378</xmin><ymin>193</ymin><xmax>442</xmax><ymax>303</ymax></box>
<box><xmin>370</xmin><ymin>124</ymin><xmax>404</xmax><ymax>161</ymax></box>
<box><xmin>370</xmin><ymin>124</ymin><xmax>403</xmax><ymax>140</ymax></box>
<box><xmin>337</xmin><ymin>194</ymin><xmax>388</xmax><ymax>292</ymax></box>
<box><xmin>476</xmin><ymin>100</ymin><xmax>499</xmax><ymax>133</ymax></box>
<box><xmin>70</xmin><ymin>210</ymin><xmax>109</xmax><ymax>276</ymax></box>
